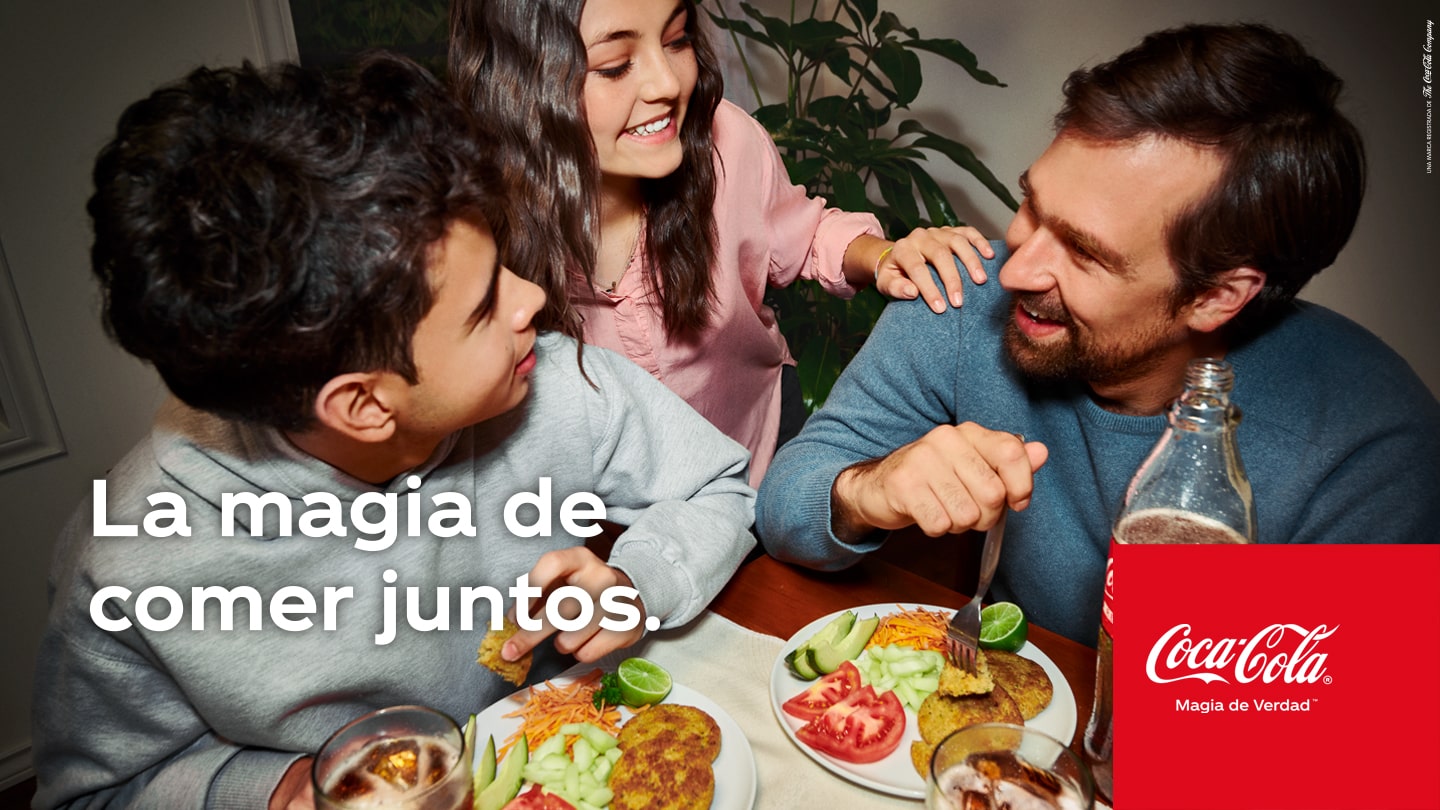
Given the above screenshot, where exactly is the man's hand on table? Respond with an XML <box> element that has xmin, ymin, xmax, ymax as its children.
<box><xmin>831</xmin><ymin>424</ymin><xmax>1048</xmax><ymax>543</ymax></box>
<box><xmin>502</xmin><ymin>546</ymin><xmax>648</xmax><ymax>664</ymax></box>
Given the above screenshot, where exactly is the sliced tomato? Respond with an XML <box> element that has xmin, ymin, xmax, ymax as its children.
<box><xmin>782</xmin><ymin>659</ymin><xmax>862</xmax><ymax>721</ymax></box>
<box><xmin>795</xmin><ymin>684</ymin><xmax>906</xmax><ymax>764</ymax></box>
<box><xmin>503</xmin><ymin>785</ymin><xmax>576</xmax><ymax>810</ymax></box>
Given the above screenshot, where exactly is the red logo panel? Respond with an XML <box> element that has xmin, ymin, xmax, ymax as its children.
<box><xmin>1113</xmin><ymin>544</ymin><xmax>1440</xmax><ymax>810</ymax></box>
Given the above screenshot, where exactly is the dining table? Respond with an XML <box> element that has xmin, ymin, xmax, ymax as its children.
<box><xmin>576</xmin><ymin>543</ymin><xmax>1100</xmax><ymax>809</ymax></box>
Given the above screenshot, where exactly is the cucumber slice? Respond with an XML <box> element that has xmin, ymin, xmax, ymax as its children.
<box><xmin>809</xmin><ymin>615</ymin><xmax>880</xmax><ymax>674</ymax></box>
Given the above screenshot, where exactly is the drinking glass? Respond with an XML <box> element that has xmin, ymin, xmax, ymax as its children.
<box><xmin>312</xmin><ymin>705</ymin><xmax>473</xmax><ymax>810</ymax></box>
<box><xmin>926</xmin><ymin>723</ymin><xmax>1094</xmax><ymax>810</ymax></box>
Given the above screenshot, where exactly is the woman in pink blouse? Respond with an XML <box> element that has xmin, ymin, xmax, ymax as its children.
<box><xmin>450</xmin><ymin>0</ymin><xmax>992</xmax><ymax>487</ymax></box>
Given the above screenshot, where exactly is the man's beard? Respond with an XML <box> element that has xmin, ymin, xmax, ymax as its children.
<box><xmin>1002</xmin><ymin>293</ymin><xmax>1176</xmax><ymax>386</ymax></box>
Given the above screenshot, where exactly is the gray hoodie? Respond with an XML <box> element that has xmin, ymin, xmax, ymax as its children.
<box><xmin>31</xmin><ymin>333</ymin><xmax>755</xmax><ymax>809</ymax></box>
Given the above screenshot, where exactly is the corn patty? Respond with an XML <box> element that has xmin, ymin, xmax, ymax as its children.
<box><xmin>910</xmin><ymin>739</ymin><xmax>937</xmax><ymax>779</ymax></box>
<box><xmin>936</xmin><ymin>651</ymin><xmax>995</xmax><ymax>696</ymax></box>
<box><xmin>983</xmin><ymin>650</ymin><xmax>1053</xmax><ymax>720</ymax></box>
<box><xmin>476</xmin><ymin>617</ymin><xmax>532</xmax><ymax>686</ymax></box>
<box><xmin>917</xmin><ymin>682</ymin><xmax>1023</xmax><ymax>744</ymax></box>
<box><xmin>609</xmin><ymin>730</ymin><xmax>715</xmax><ymax>810</ymax></box>
<box><xmin>616</xmin><ymin>704</ymin><xmax>721</xmax><ymax>763</ymax></box>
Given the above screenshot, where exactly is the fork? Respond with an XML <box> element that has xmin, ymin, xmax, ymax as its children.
<box><xmin>945</xmin><ymin>509</ymin><xmax>1008</xmax><ymax>674</ymax></box>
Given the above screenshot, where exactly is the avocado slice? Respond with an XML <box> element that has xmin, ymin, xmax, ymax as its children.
<box><xmin>785</xmin><ymin>646</ymin><xmax>819</xmax><ymax>680</ymax></box>
<box><xmin>784</xmin><ymin>611</ymin><xmax>856</xmax><ymax>680</ymax></box>
<box><xmin>477</xmin><ymin>733</ymin><xmax>526</xmax><ymax>810</ymax></box>
<box><xmin>472</xmin><ymin>733</ymin><xmax>496</xmax><ymax>799</ymax></box>
<box><xmin>810</xmin><ymin>615</ymin><xmax>880</xmax><ymax>674</ymax></box>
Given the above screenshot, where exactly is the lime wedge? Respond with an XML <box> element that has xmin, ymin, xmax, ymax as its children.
<box><xmin>616</xmin><ymin>657</ymin><xmax>672</xmax><ymax>707</ymax></box>
<box><xmin>979</xmin><ymin>601</ymin><xmax>1028</xmax><ymax>651</ymax></box>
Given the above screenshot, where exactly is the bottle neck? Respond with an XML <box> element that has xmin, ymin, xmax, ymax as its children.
<box><xmin>1170</xmin><ymin>357</ymin><xmax>1237</xmax><ymax>432</ymax></box>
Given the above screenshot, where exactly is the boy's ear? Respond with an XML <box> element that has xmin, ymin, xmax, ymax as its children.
<box><xmin>1184</xmin><ymin>266</ymin><xmax>1266</xmax><ymax>334</ymax></box>
<box><xmin>313</xmin><ymin>372</ymin><xmax>398</xmax><ymax>443</ymax></box>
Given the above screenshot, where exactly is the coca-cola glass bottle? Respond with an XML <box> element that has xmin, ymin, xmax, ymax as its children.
<box><xmin>1082</xmin><ymin>357</ymin><xmax>1256</xmax><ymax>802</ymax></box>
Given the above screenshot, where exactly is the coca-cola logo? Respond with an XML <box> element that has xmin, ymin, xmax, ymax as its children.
<box><xmin>1145</xmin><ymin>623</ymin><xmax>1337</xmax><ymax>685</ymax></box>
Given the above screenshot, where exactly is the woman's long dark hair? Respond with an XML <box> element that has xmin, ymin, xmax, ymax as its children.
<box><xmin>449</xmin><ymin>0</ymin><xmax>723</xmax><ymax>338</ymax></box>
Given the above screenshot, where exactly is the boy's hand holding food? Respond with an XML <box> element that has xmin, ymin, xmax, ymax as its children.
<box><xmin>504</xmin><ymin>547</ymin><xmax>648</xmax><ymax>664</ymax></box>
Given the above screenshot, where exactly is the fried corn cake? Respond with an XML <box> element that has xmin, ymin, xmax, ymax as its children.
<box><xmin>616</xmin><ymin>704</ymin><xmax>721</xmax><ymax>763</ymax></box>
<box><xmin>936</xmin><ymin>650</ymin><xmax>995</xmax><ymax>696</ymax></box>
<box><xmin>476</xmin><ymin>617</ymin><xmax>532</xmax><ymax>686</ymax></box>
<box><xmin>983</xmin><ymin>650</ymin><xmax>1054</xmax><ymax>720</ymax></box>
<box><xmin>910</xmin><ymin>739</ymin><xmax>936</xmax><ymax>780</ymax></box>
<box><xmin>610</xmin><ymin>720</ymin><xmax>718</xmax><ymax>810</ymax></box>
<box><xmin>917</xmin><ymin>681</ymin><xmax>1024</xmax><ymax>745</ymax></box>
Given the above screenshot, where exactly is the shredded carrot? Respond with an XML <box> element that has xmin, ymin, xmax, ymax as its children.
<box><xmin>498</xmin><ymin>668</ymin><xmax>622</xmax><ymax>759</ymax></box>
<box><xmin>865</xmin><ymin>605</ymin><xmax>950</xmax><ymax>653</ymax></box>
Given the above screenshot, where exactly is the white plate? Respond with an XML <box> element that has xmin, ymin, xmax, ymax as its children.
<box><xmin>769</xmin><ymin>603</ymin><xmax>1078</xmax><ymax>799</ymax></box>
<box><xmin>473</xmin><ymin>676</ymin><xmax>758</xmax><ymax>809</ymax></box>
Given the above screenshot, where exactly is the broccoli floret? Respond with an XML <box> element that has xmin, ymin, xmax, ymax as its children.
<box><xmin>592</xmin><ymin>672</ymin><xmax>623</xmax><ymax>710</ymax></box>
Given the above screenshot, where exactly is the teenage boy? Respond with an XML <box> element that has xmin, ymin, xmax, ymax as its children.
<box><xmin>32</xmin><ymin>55</ymin><xmax>754</xmax><ymax>809</ymax></box>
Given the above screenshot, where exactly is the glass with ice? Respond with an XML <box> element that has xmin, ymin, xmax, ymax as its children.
<box><xmin>927</xmin><ymin>723</ymin><xmax>1094</xmax><ymax>810</ymax></box>
<box><xmin>312</xmin><ymin>705</ymin><xmax>473</xmax><ymax>810</ymax></box>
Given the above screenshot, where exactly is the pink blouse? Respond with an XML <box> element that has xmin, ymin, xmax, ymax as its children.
<box><xmin>576</xmin><ymin>100</ymin><xmax>883</xmax><ymax>487</ymax></box>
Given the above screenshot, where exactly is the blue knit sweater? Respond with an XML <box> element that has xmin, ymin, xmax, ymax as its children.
<box><xmin>756</xmin><ymin>244</ymin><xmax>1440</xmax><ymax>644</ymax></box>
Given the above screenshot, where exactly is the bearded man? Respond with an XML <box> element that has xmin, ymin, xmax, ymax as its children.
<box><xmin>754</xmin><ymin>22</ymin><xmax>1440</xmax><ymax>644</ymax></box>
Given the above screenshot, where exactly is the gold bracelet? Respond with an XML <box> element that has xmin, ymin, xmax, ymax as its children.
<box><xmin>873</xmin><ymin>245</ymin><xmax>895</xmax><ymax>283</ymax></box>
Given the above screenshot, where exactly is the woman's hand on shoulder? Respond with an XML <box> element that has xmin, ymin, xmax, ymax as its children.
<box><xmin>877</xmin><ymin>226</ymin><xmax>994</xmax><ymax>313</ymax></box>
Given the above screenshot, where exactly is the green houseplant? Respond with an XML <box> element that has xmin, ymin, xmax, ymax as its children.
<box><xmin>704</xmin><ymin>0</ymin><xmax>1018</xmax><ymax>410</ymax></box>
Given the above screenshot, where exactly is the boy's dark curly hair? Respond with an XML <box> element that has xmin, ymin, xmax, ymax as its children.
<box><xmin>89</xmin><ymin>53</ymin><xmax>498</xmax><ymax>430</ymax></box>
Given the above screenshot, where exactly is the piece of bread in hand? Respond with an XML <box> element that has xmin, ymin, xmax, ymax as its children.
<box><xmin>477</xmin><ymin>617</ymin><xmax>532</xmax><ymax>685</ymax></box>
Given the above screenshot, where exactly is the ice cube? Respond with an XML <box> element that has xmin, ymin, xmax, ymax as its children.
<box><xmin>993</xmin><ymin>779</ymin><xmax>1064</xmax><ymax>810</ymax></box>
<box><xmin>961</xmin><ymin>789</ymin><xmax>995</xmax><ymax>810</ymax></box>
<box><xmin>365</xmin><ymin>738</ymin><xmax>420</xmax><ymax>789</ymax></box>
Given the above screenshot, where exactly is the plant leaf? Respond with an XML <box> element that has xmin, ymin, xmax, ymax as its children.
<box><xmin>824</xmin><ymin>50</ymin><xmax>855</xmax><ymax>85</ymax></box>
<box><xmin>912</xmin><ymin>130</ymin><xmax>1020</xmax><ymax>211</ymax></box>
<box><xmin>751</xmin><ymin>103</ymin><xmax>791</xmax><ymax>134</ymax></box>
<box><xmin>739</xmin><ymin>2</ymin><xmax>794</xmax><ymax>53</ymax></box>
<box><xmin>790</xmin><ymin>18</ymin><xmax>855</xmax><ymax>49</ymax></box>
<box><xmin>873</xmin><ymin>11</ymin><xmax>918</xmax><ymax>39</ymax></box>
<box><xmin>806</xmin><ymin>95</ymin><xmax>850</xmax><ymax>128</ymax></box>
<box><xmin>877</xmin><ymin>172</ymin><xmax>920</xmax><ymax>225</ymax></box>
<box><xmin>906</xmin><ymin>37</ymin><xmax>1005</xmax><ymax>87</ymax></box>
<box><xmin>904</xmin><ymin>159</ymin><xmax>961</xmax><ymax>227</ymax></box>
<box><xmin>703</xmin><ymin>10</ymin><xmax>775</xmax><ymax>48</ymax></box>
<box><xmin>874</xmin><ymin>41</ymin><xmax>922</xmax><ymax>106</ymax></box>
<box><xmin>830</xmin><ymin>171</ymin><xmax>872</xmax><ymax>212</ymax></box>
<box><xmin>786</xmin><ymin>156</ymin><xmax>830</xmax><ymax>187</ymax></box>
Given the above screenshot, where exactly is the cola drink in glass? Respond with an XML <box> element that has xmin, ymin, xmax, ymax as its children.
<box><xmin>926</xmin><ymin>723</ymin><xmax>1094</xmax><ymax>810</ymax></box>
<box><xmin>313</xmin><ymin>706</ymin><xmax>473</xmax><ymax>810</ymax></box>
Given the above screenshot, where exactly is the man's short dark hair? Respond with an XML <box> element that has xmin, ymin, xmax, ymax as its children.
<box><xmin>89</xmin><ymin>53</ymin><xmax>497</xmax><ymax>430</ymax></box>
<box><xmin>1056</xmin><ymin>23</ymin><xmax>1365</xmax><ymax>335</ymax></box>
